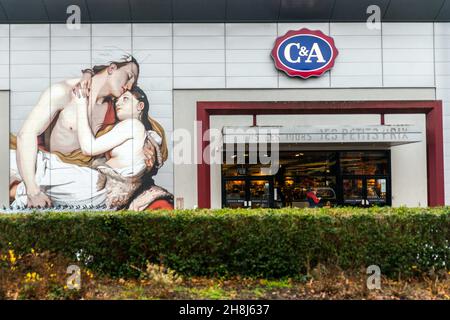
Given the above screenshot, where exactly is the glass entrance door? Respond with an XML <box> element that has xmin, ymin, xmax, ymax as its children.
<box><xmin>366</xmin><ymin>178</ymin><xmax>388</xmax><ymax>206</ymax></box>
<box><xmin>224</xmin><ymin>179</ymin><xmax>246</xmax><ymax>208</ymax></box>
<box><xmin>343</xmin><ymin>178</ymin><xmax>364</xmax><ymax>206</ymax></box>
<box><xmin>342</xmin><ymin>177</ymin><xmax>389</xmax><ymax>207</ymax></box>
<box><xmin>222</xmin><ymin>150</ymin><xmax>391</xmax><ymax>208</ymax></box>
<box><xmin>223</xmin><ymin>178</ymin><xmax>273</xmax><ymax>208</ymax></box>
<box><xmin>248</xmin><ymin>179</ymin><xmax>271</xmax><ymax>208</ymax></box>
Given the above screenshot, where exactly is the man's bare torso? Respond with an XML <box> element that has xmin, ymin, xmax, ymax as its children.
<box><xmin>49</xmin><ymin>78</ymin><xmax>109</xmax><ymax>154</ymax></box>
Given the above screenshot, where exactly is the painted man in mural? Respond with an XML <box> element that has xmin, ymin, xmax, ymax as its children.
<box><xmin>9</xmin><ymin>56</ymin><xmax>173</xmax><ymax>210</ymax></box>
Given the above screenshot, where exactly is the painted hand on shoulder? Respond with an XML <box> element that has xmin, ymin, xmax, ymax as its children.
<box><xmin>72</xmin><ymin>90</ymin><xmax>88</xmax><ymax>107</ymax></box>
<box><xmin>72</xmin><ymin>71</ymin><xmax>92</xmax><ymax>98</ymax></box>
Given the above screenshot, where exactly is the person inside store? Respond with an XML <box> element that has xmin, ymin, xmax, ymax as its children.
<box><xmin>306</xmin><ymin>187</ymin><xmax>322</xmax><ymax>208</ymax></box>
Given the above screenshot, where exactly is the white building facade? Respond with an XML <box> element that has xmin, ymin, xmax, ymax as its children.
<box><xmin>0</xmin><ymin>21</ymin><xmax>449</xmax><ymax>209</ymax></box>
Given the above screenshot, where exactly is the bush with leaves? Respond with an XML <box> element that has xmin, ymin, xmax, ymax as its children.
<box><xmin>0</xmin><ymin>207</ymin><xmax>449</xmax><ymax>278</ymax></box>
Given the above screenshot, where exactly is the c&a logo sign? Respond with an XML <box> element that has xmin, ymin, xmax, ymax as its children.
<box><xmin>271</xmin><ymin>28</ymin><xmax>339</xmax><ymax>79</ymax></box>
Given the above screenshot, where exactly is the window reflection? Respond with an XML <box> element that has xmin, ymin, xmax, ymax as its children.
<box><xmin>340</xmin><ymin>151</ymin><xmax>388</xmax><ymax>175</ymax></box>
<box><xmin>276</xmin><ymin>176</ymin><xmax>337</xmax><ymax>207</ymax></box>
<box><xmin>366</xmin><ymin>178</ymin><xmax>387</xmax><ymax>203</ymax></box>
<box><xmin>343</xmin><ymin>179</ymin><xmax>363</xmax><ymax>202</ymax></box>
<box><xmin>224</xmin><ymin>180</ymin><xmax>246</xmax><ymax>208</ymax></box>
<box><xmin>222</xmin><ymin>150</ymin><xmax>390</xmax><ymax>208</ymax></box>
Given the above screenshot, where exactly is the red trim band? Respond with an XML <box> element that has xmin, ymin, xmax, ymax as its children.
<box><xmin>196</xmin><ymin>100</ymin><xmax>444</xmax><ymax>208</ymax></box>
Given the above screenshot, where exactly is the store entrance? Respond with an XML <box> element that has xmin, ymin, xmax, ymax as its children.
<box><xmin>342</xmin><ymin>177</ymin><xmax>388</xmax><ymax>207</ymax></box>
<box><xmin>222</xmin><ymin>150</ymin><xmax>391</xmax><ymax>208</ymax></box>
<box><xmin>223</xmin><ymin>178</ymin><xmax>274</xmax><ymax>208</ymax></box>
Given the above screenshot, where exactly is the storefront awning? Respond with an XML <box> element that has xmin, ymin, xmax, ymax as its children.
<box><xmin>1</xmin><ymin>0</ymin><xmax>449</xmax><ymax>23</ymax></box>
<box><xmin>222</xmin><ymin>124</ymin><xmax>423</xmax><ymax>147</ymax></box>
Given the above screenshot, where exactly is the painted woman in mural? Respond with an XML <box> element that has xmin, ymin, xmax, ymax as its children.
<box><xmin>74</xmin><ymin>86</ymin><xmax>170</xmax><ymax>210</ymax></box>
<box><xmin>9</xmin><ymin>56</ymin><xmax>173</xmax><ymax>210</ymax></box>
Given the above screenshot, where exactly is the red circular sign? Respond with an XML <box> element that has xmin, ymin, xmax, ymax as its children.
<box><xmin>271</xmin><ymin>28</ymin><xmax>339</xmax><ymax>79</ymax></box>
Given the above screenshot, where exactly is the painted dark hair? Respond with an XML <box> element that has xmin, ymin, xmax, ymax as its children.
<box><xmin>91</xmin><ymin>55</ymin><xmax>140</xmax><ymax>80</ymax></box>
<box><xmin>129</xmin><ymin>86</ymin><xmax>152</xmax><ymax>131</ymax></box>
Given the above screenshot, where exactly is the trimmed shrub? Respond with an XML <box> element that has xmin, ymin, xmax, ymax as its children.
<box><xmin>0</xmin><ymin>207</ymin><xmax>449</xmax><ymax>278</ymax></box>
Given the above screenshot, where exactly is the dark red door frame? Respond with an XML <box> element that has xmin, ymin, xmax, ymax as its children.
<box><xmin>197</xmin><ymin>100</ymin><xmax>444</xmax><ymax>208</ymax></box>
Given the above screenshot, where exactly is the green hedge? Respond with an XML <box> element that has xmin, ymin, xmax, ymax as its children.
<box><xmin>1</xmin><ymin>207</ymin><xmax>450</xmax><ymax>278</ymax></box>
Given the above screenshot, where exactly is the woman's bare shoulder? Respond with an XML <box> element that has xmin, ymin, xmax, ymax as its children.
<box><xmin>115</xmin><ymin>118</ymin><xmax>145</xmax><ymax>133</ymax></box>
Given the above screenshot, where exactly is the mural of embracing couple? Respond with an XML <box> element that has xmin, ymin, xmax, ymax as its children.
<box><xmin>9</xmin><ymin>55</ymin><xmax>174</xmax><ymax>211</ymax></box>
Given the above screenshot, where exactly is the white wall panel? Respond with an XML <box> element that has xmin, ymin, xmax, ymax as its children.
<box><xmin>226</xmin><ymin>63</ymin><xmax>277</xmax><ymax>77</ymax></box>
<box><xmin>336</xmin><ymin>48</ymin><xmax>381</xmax><ymax>63</ymax></box>
<box><xmin>174</xmin><ymin>77</ymin><xmax>225</xmax><ymax>88</ymax></box>
<box><xmin>10</xmin><ymin>106</ymin><xmax>33</xmax><ymax>119</ymax></box>
<box><xmin>133</xmin><ymin>49</ymin><xmax>173</xmax><ymax>64</ymax></box>
<box><xmin>10</xmin><ymin>37</ymin><xmax>49</xmax><ymax>51</ymax></box>
<box><xmin>175</xmin><ymin>23</ymin><xmax>224</xmax><ymax>36</ymax></box>
<box><xmin>0</xmin><ymin>25</ymin><xmax>8</xmax><ymax>90</ymax></box>
<box><xmin>279</xmin><ymin>75</ymin><xmax>330</xmax><ymax>88</ymax></box>
<box><xmin>10</xmin><ymin>24</ymin><xmax>50</xmax><ymax>130</ymax></box>
<box><xmin>226</xmin><ymin>76</ymin><xmax>277</xmax><ymax>88</ymax></box>
<box><xmin>435</xmin><ymin>49</ymin><xmax>450</xmax><ymax>63</ymax></box>
<box><xmin>226</xmin><ymin>23</ymin><xmax>277</xmax><ymax>88</ymax></box>
<box><xmin>385</xmin><ymin>114</ymin><xmax>428</xmax><ymax>207</ymax></box>
<box><xmin>435</xmin><ymin>23</ymin><xmax>450</xmax><ymax>204</ymax></box>
<box><xmin>133</xmin><ymin>37</ymin><xmax>172</xmax><ymax>50</ymax></box>
<box><xmin>226</xmin><ymin>36</ymin><xmax>274</xmax><ymax>50</ymax></box>
<box><xmin>383</xmin><ymin>23</ymin><xmax>434</xmax><ymax>87</ymax></box>
<box><xmin>50</xmin><ymin>24</ymin><xmax>90</xmax><ymax>37</ymax></box>
<box><xmin>147</xmin><ymin>104</ymin><xmax>173</xmax><ymax>118</ymax></box>
<box><xmin>10</xmin><ymin>65</ymin><xmax>49</xmax><ymax>78</ymax></box>
<box><xmin>11</xmin><ymin>24</ymin><xmax>49</xmax><ymax>37</ymax></box>
<box><xmin>11</xmin><ymin>51</ymin><xmax>49</xmax><ymax>65</ymax></box>
<box><xmin>174</xmin><ymin>63</ymin><xmax>225</xmax><ymax>77</ymax></box>
<box><xmin>330</xmin><ymin>75</ymin><xmax>383</xmax><ymax>87</ymax></box>
<box><xmin>132</xmin><ymin>24</ymin><xmax>174</xmax><ymax>191</ymax></box>
<box><xmin>92</xmin><ymin>24</ymin><xmax>132</xmax><ymax>37</ymax></box>
<box><xmin>91</xmin><ymin>36</ymin><xmax>131</xmax><ymax>51</ymax></box>
<box><xmin>50</xmin><ymin>64</ymin><xmax>91</xmax><ymax>78</ymax></box>
<box><xmin>383</xmin><ymin>23</ymin><xmax>433</xmax><ymax>35</ymax></box>
<box><xmin>132</xmin><ymin>24</ymin><xmax>172</xmax><ymax>37</ymax></box>
<box><xmin>333</xmin><ymin>35</ymin><xmax>382</xmax><ymax>49</ymax></box>
<box><xmin>174</xmin><ymin>50</ymin><xmax>224</xmax><ymax>64</ymax></box>
<box><xmin>0</xmin><ymin>24</ymin><xmax>9</xmax><ymax>37</ymax></box>
<box><xmin>384</xmin><ymin>48</ymin><xmax>434</xmax><ymax>62</ymax></box>
<box><xmin>331</xmin><ymin>22</ymin><xmax>382</xmax><ymax>88</ymax></box>
<box><xmin>226</xmin><ymin>49</ymin><xmax>271</xmax><ymax>63</ymax></box>
<box><xmin>175</xmin><ymin>36</ymin><xmax>224</xmax><ymax>50</ymax></box>
<box><xmin>139</xmin><ymin>63</ymin><xmax>173</xmax><ymax>77</ymax></box>
<box><xmin>330</xmin><ymin>23</ymin><xmax>379</xmax><ymax>36</ymax></box>
<box><xmin>226</xmin><ymin>23</ymin><xmax>277</xmax><ymax>36</ymax></box>
<box><xmin>147</xmin><ymin>90</ymin><xmax>173</xmax><ymax>105</ymax></box>
<box><xmin>174</xmin><ymin>23</ymin><xmax>225</xmax><ymax>90</ymax></box>
<box><xmin>51</xmin><ymin>37</ymin><xmax>90</xmax><ymax>50</ymax></box>
<box><xmin>10</xmin><ymin>78</ymin><xmax>48</xmax><ymax>92</ymax></box>
<box><xmin>138</xmin><ymin>77</ymin><xmax>173</xmax><ymax>91</ymax></box>
<box><xmin>10</xmin><ymin>92</ymin><xmax>41</xmax><ymax>106</ymax></box>
<box><xmin>277</xmin><ymin>23</ymin><xmax>329</xmax><ymax>35</ymax></box>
